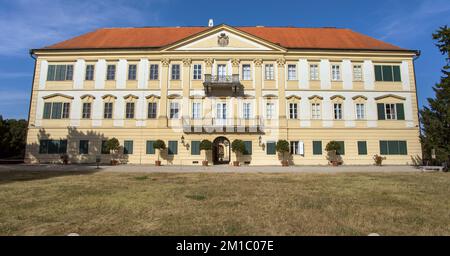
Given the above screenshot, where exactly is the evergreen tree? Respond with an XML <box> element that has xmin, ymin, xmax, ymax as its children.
<box><xmin>420</xmin><ymin>26</ymin><xmax>450</xmax><ymax>163</ymax></box>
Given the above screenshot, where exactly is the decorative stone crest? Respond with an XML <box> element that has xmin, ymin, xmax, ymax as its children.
<box><xmin>276</xmin><ymin>58</ymin><xmax>286</xmax><ymax>67</ymax></box>
<box><xmin>182</xmin><ymin>58</ymin><xmax>192</xmax><ymax>67</ymax></box>
<box><xmin>204</xmin><ymin>58</ymin><xmax>214</xmax><ymax>67</ymax></box>
<box><xmin>253</xmin><ymin>58</ymin><xmax>263</xmax><ymax>67</ymax></box>
<box><xmin>231</xmin><ymin>58</ymin><xmax>240</xmax><ymax>67</ymax></box>
<box><xmin>161</xmin><ymin>58</ymin><xmax>170</xmax><ymax>67</ymax></box>
<box><xmin>217</xmin><ymin>33</ymin><xmax>229</xmax><ymax>47</ymax></box>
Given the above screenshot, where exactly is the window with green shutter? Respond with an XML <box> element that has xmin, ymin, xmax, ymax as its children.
<box><xmin>336</xmin><ymin>141</ymin><xmax>345</xmax><ymax>155</ymax></box>
<box><xmin>51</xmin><ymin>102</ymin><xmax>62</xmax><ymax>119</ymax></box>
<box><xmin>124</xmin><ymin>140</ymin><xmax>133</xmax><ymax>154</ymax></box>
<box><xmin>101</xmin><ymin>140</ymin><xmax>110</xmax><ymax>154</ymax></box>
<box><xmin>388</xmin><ymin>141</ymin><xmax>399</xmax><ymax>155</ymax></box>
<box><xmin>244</xmin><ymin>141</ymin><xmax>252</xmax><ymax>155</ymax></box>
<box><xmin>399</xmin><ymin>141</ymin><xmax>408</xmax><ymax>155</ymax></box>
<box><xmin>377</xmin><ymin>103</ymin><xmax>385</xmax><ymax>120</ymax></box>
<box><xmin>393</xmin><ymin>66</ymin><xmax>401</xmax><ymax>82</ymax></box>
<box><xmin>374</xmin><ymin>65</ymin><xmax>401</xmax><ymax>82</ymax></box>
<box><xmin>168</xmin><ymin>141</ymin><xmax>178</xmax><ymax>155</ymax></box>
<box><xmin>39</xmin><ymin>140</ymin><xmax>49</xmax><ymax>154</ymax></box>
<box><xmin>146</xmin><ymin>140</ymin><xmax>155</xmax><ymax>154</ymax></box>
<box><xmin>396</xmin><ymin>103</ymin><xmax>405</xmax><ymax>120</ymax></box>
<box><xmin>380</xmin><ymin>140</ymin><xmax>407</xmax><ymax>155</ymax></box>
<box><xmin>357</xmin><ymin>141</ymin><xmax>367</xmax><ymax>155</ymax></box>
<box><xmin>382</xmin><ymin>66</ymin><xmax>393</xmax><ymax>81</ymax></box>
<box><xmin>40</xmin><ymin>139</ymin><xmax>66</xmax><ymax>154</ymax></box>
<box><xmin>266</xmin><ymin>142</ymin><xmax>276</xmax><ymax>155</ymax></box>
<box><xmin>380</xmin><ymin>141</ymin><xmax>388</xmax><ymax>155</ymax></box>
<box><xmin>43</xmin><ymin>103</ymin><xmax>52</xmax><ymax>119</ymax></box>
<box><xmin>79</xmin><ymin>140</ymin><xmax>89</xmax><ymax>154</ymax></box>
<box><xmin>313</xmin><ymin>141</ymin><xmax>322</xmax><ymax>155</ymax></box>
<box><xmin>375</xmin><ymin>65</ymin><xmax>383</xmax><ymax>81</ymax></box>
<box><xmin>191</xmin><ymin>141</ymin><xmax>200</xmax><ymax>155</ymax></box>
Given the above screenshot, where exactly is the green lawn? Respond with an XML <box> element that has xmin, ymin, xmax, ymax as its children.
<box><xmin>0</xmin><ymin>170</ymin><xmax>449</xmax><ymax>235</ymax></box>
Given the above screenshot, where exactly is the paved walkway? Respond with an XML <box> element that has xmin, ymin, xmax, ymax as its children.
<box><xmin>0</xmin><ymin>164</ymin><xmax>420</xmax><ymax>173</ymax></box>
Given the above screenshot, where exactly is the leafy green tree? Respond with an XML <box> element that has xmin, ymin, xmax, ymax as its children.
<box><xmin>420</xmin><ymin>26</ymin><xmax>450</xmax><ymax>163</ymax></box>
<box><xmin>0</xmin><ymin>116</ymin><xmax>28</xmax><ymax>159</ymax></box>
<box><xmin>153</xmin><ymin>139</ymin><xmax>166</xmax><ymax>161</ymax></box>
<box><xmin>199</xmin><ymin>139</ymin><xmax>212</xmax><ymax>162</ymax></box>
<box><xmin>276</xmin><ymin>140</ymin><xmax>290</xmax><ymax>164</ymax></box>
<box><xmin>231</xmin><ymin>139</ymin><xmax>245</xmax><ymax>164</ymax></box>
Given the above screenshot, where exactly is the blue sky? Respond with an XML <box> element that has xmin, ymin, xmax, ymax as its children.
<box><xmin>0</xmin><ymin>0</ymin><xmax>449</xmax><ymax>119</ymax></box>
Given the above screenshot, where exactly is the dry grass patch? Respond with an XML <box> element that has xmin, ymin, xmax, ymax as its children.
<box><xmin>0</xmin><ymin>170</ymin><xmax>449</xmax><ymax>235</ymax></box>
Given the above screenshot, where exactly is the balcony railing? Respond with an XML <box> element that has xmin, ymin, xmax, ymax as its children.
<box><xmin>203</xmin><ymin>74</ymin><xmax>243</xmax><ymax>97</ymax></box>
<box><xmin>204</xmin><ymin>74</ymin><xmax>240</xmax><ymax>84</ymax></box>
<box><xmin>182</xmin><ymin>117</ymin><xmax>264</xmax><ymax>134</ymax></box>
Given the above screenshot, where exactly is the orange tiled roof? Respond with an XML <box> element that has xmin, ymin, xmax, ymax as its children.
<box><xmin>43</xmin><ymin>26</ymin><xmax>406</xmax><ymax>51</ymax></box>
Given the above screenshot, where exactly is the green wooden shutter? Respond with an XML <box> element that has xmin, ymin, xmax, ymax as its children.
<box><xmin>39</xmin><ymin>140</ymin><xmax>48</xmax><ymax>154</ymax></box>
<box><xmin>380</xmin><ymin>141</ymin><xmax>388</xmax><ymax>155</ymax></box>
<box><xmin>393</xmin><ymin>66</ymin><xmax>401</xmax><ymax>82</ymax></box>
<box><xmin>382</xmin><ymin>66</ymin><xmax>393</xmax><ymax>81</ymax></box>
<box><xmin>191</xmin><ymin>141</ymin><xmax>200</xmax><ymax>155</ymax></box>
<box><xmin>244</xmin><ymin>141</ymin><xmax>252</xmax><ymax>155</ymax></box>
<box><xmin>374</xmin><ymin>65</ymin><xmax>383</xmax><ymax>81</ymax></box>
<box><xmin>388</xmin><ymin>141</ymin><xmax>399</xmax><ymax>155</ymax></box>
<box><xmin>43</xmin><ymin>102</ymin><xmax>52</xmax><ymax>119</ymax></box>
<box><xmin>124</xmin><ymin>140</ymin><xmax>133</xmax><ymax>154</ymax></box>
<box><xmin>313</xmin><ymin>141</ymin><xmax>322</xmax><ymax>155</ymax></box>
<box><xmin>51</xmin><ymin>103</ymin><xmax>62</xmax><ymax>119</ymax></box>
<box><xmin>168</xmin><ymin>141</ymin><xmax>178</xmax><ymax>155</ymax></box>
<box><xmin>146</xmin><ymin>141</ymin><xmax>155</xmax><ymax>154</ymax></box>
<box><xmin>358</xmin><ymin>141</ymin><xmax>367</xmax><ymax>155</ymax></box>
<box><xmin>399</xmin><ymin>141</ymin><xmax>408</xmax><ymax>155</ymax></box>
<box><xmin>336</xmin><ymin>141</ymin><xmax>345</xmax><ymax>155</ymax></box>
<box><xmin>396</xmin><ymin>103</ymin><xmax>405</xmax><ymax>120</ymax></box>
<box><xmin>101</xmin><ymin>140</ymin><xmax>109</xmax><ymax>154</ymax></box>
<box><xmin>377</xmin><ymin>103</ymin><xmax>385</xmax><ymax>120</ymax></box>
<box><xmin>48</xmin><ymin>140</ymin><xmax>59</xmax><ymax>154</ymax></box>
<box><xmin>266</xmin><ymin>142</ymin><xmax>276</xmax><ymax>155</ymax></box>
<box><xmin>79</xmin><ymin>140</ymin><xmax>89</xmax><ymax>154</ymax></box>
<box><xmin>47</xmin><ymin>65</ymin><xmax>56</xmax><ymax>81</ymax></box>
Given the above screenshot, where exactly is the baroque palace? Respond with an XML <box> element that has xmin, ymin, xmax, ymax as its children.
<box><xmin>25</xmin><ymin>23</ymin><xmax>421</xmax><ymax>165</ymax></box>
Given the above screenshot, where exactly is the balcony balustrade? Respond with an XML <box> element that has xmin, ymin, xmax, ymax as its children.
<box><xmin>203</xmin><ymin>74</ymin><xmax>243</xmax><ymax>97</ymax></box>
<box><xmin>182</xmin><ymin>117</ymin><xmax>264</xmax><ymax>134</ymax></box>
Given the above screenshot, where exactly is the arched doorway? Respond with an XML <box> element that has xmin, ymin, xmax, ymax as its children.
<box><xmin>213</xmin><ymin>137</ymin><xmax>231</xmax><ymax>165</ymax></box>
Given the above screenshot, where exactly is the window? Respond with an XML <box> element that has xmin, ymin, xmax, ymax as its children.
<box><xmin>191</xmin><ymin>141</ymin><xmax>200</xmax><ymax>155</ymax></box>
<box><xmin>79</xmin><ymin>140</ymin><xmax>89</xmax><ymax>154</ymax></box>
<box><xmin>335</xmin><ymin>141</ymin><xmax>345</xmax><ymax>155</ymax></box>
<box><xmin>125</xmin><ymin>102</ymin><xmax>135</xmax><ymax>119</ymax></box>
<box><xmin>168</xmin><ymin>141</ymin><xmax>178</xmax><ymax>155</ymax></box>
<box><xmin>85</xmin><ymin>64</ymin><xmax>94</xmax><ymax>80</ymax></box>
<box><xmin>311</xmin><ymin>103</ymin><xmax>321</xmax><ymax>119</ymax></box>
<box><xmin>124</xmin><ymin>140</ymin><xmax>133</xmax><ymax>154</ymax></box>
<box><xmin>171</xmin><ymin>64</ymin><xmax>180</xmax><ymax>80</ymax></box>
<box><xmin>353</xmin><ymin>65</ymin><xmax>363</xmax><ymax>81</ymax></box>
<box><xmin>289</xmin><ymin>103</ymin><xmax>298</xmax><ymax>119</ymax></box>
<box><xmin>288</xmin><ymin>64</ymin><xmax>297</xmax><ymax>80</ymax></box>
<box><xmin>356</xmin><ymin>103</ymin><xmax>365</xmax><ymax>120</ymax></box>
<box><xmin>266</xmin><ymin>142</ymin><xmax>276</xmax><ymax>155</ymax></box>
<box><xmin>148</xmin><ymin>102</ymin><xmax>157</xmax><ymax>119</ymax></box>
<box><xmin>243</xmin><ymin>141</ymin><xmax>252</xmax><ymax>155</ymax></box>
<box><xmin>380</xmin><ymin>140</ymin><xmax>407</xmax><ymax>155</ymax></box>
<box><xmin>101</xmin><ymin>140</ymin><xmax>109</xmax><ymax>154</ymax></box>
<box><xmin>43</xmin><ymin>102</ymin><xmax>70</xmax><ymax>119</ymax></box>
<box><xmin>106</xmin><ymin>65</ymin><xmax>116</xmax><ymax>80</ymax></box>
<box><xmin>310</xmin><ymin>64</ymin><xmax>319</xmax><ymax>80</ymax></box>
<box><xmin>242</xmin><ymin>64</ymin><xmax>251</xmax><ymax>80</ymax></box>
<box><xmin>146</xmin><ymin>140</ymin><xmax>155</xmax><ymax>154</ymax></box>
<box><xmin>82</xmin><ymin>102</ymin><xmax>91</xmax><ymax>119</ymax></box>
<box><xmin>290</xmin><ymin>141</ymin><xmax>300</xmax><ymax>155</ymax></box>
<box><xmin>104</xmin><ymin>102</ymin><xmax>113</xmax><ymax>119</ymax></box>
<box><xmin>265</xmin><ymin>64</ymin><xmax>274</xmax><ymax>80</ymax></box>
<box><xmin>170</xmin><ymin>102</ymin><xmax>179</xmax><ymax>119</ymax></box>
<box><xmin>377</xmin><ymin>103</ymin><xmax>405</xmax><ymax>120</ymax></box>
<box><xmin>128</xmin><ymin>64</ymin><xmax>137</xmax><ymax>80</ymax></box>
<box><xmin>266</xmin><ymin>103</ymin><xmax>275</xmax><ymax>119</ymax></box>
<box><xmin>192</xmin><ymin>102</ymin><xmax>201</xmax><ymax>119</ymax></box>
<box><xmin>39</xmin><ymin>139</ymin><xmax>67</xmax><ymax>154</ymax></box>
<box><xmin>358</xmin><ymin>141</ymin><xmax>367</xmax><ymax>155</ymax></box>
<box><xmin>193</xmin><ymin>64</ymin><xmax>202</xmax><ymax>80</ymax></box>
<box><xmin>47</xmin><ymin>65</ymin><xmax>73</xmax><ymax>81</ymax></box>
<box><xmin>334</xmin><ymin>103</ymin><xmax>343</xmax><ymax>120</ymax></box>
<box><xmin>332</xmin><ymin>65</ymin><xmax>341</xmax><ymax>81</ymax></box>
<box><xmin>243</xmin><ymin>103</ymin><xmax>252</xmax><ymax>119</ymax></box>
<box><xmin>312</xmin><ymin>141</ymin><xmax>322</xmax><ymax>155</ymax></box>
<box><xmin>217</xmin><ymin>64</ymin><xmax>227</xmax><ymax>80</ymax></box>
<box><xmin>149</xmin><ymin>64</ymin><xmax>159</xmax><ymax>80</ymax></box>
<box><xmin>374</xmin><ymin>65</ymin><xmax>401</xmax><ymax>82</ymax></box>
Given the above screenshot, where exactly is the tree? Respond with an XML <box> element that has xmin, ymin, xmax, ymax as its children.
<box><xmin>231</xmin><ymin>139</ymin><xmax>245</xmax><ymax>165</ymax></box>
<box><xmin>276</xmin><ymin>140</ymin><xmax>290</xmax><ymax>166</ymax></box>
<box><xmin>420</xmin><ymin>26</ymin><xmax>450</xmax><ymax>164</ymax></box>
<box><xmin>199</xmin><ymin>139</ymin><xmax>212</xmax><ymax>162</ymax></box>
<box><xmin>105</xmin><ymin>138</ymin><xmax>120</xmax><ymax>164</ymax></box>
<box><xmin>0</xmin><ymin>116</ymin><xmax>28</xmax><ymax>159</ymax></box>
<box><xmin>153</xmin><ymin>139</ymin><xmax>166</xmax><ymax>162</ymax></box>
<box><xmin>325</xmin><ymin>141</ymin><xmax>342</xmax><ymax>165</ymax></box>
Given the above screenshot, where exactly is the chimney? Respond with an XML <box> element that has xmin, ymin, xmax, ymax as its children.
<box><xmin>208</xmin><ymin>19</ymin><xmax>214</xmax><ymax>27</ymax></box>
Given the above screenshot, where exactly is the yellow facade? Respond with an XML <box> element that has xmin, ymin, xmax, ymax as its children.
<box><xmin>26</xmin><ymin>25</ymin><xmax>421</xmax><ymax>166</ymax></box>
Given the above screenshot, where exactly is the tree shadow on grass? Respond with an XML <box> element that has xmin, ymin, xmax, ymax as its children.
<box><xmin>0</xmin><ymin>169</ymin><xmax>99</xmax><ymax>185</ymax></box>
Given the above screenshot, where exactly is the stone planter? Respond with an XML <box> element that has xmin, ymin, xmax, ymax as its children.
<box><xmin>233</xmin><ymin>161</ymin><xmax>240</xmax><ymax>167</ymax></box>
<box><xmin>155</xmin><ymin>160</ymin><xmax>161</xmax><ymax>166</ymax></box>
<box><xmin>281</xmin><ymin>160</ymin><xmax>289</xmax><ymax>167</ymax></box>
<box><xmin>202</xmin><ymin>160</ymin><xmax>208</xmax><ymax>166</ymax></box>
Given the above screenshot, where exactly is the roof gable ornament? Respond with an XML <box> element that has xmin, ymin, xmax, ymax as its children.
<box><xmin>217</xmin><ymin>33</ymin><xmax>229</xmax><ymax>47</ymax></box>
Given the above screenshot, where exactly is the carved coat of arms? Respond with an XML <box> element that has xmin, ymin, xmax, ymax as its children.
<box><xmin>217</xmin><ymin>33</ymin><xmax>229</xmax><ymax>47</ymax></box>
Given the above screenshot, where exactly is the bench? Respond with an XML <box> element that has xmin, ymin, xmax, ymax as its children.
<box><xmin>420</xmin><ymin>166</ymin><xmax>445</xmax><ymax>172</ymax></box>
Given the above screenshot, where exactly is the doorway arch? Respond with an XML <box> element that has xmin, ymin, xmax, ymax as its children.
<box><xmin>213</xmin><ymin>137</ymin><xmax>231</xmax><ymax>165</ymax></box>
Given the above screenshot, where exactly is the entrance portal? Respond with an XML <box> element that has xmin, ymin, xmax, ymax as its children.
<box><xmin>213</xmin><ymin>137</ymin><xmax>231</xmax><ymax>165</ymax></box>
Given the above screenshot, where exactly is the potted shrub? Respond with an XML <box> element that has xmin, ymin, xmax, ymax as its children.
<box><xmin>199</xmin><ymin>140</ymin><xmax>212</xmax><ymax>166</ymax></box>
<box><xmin>373</xmin><ymin>154</ymin><xmax>386</xmax><ymax>166</ymax></box>
<box><xmin>325</xmin><ymin>141</ymin><xmax>341</xmax><ymax>166</ymax></box>
<box><xmin>231</xmin><ymin>139</ymin><xmax>245</xmax><ymax>166</ymax></box>
<box><xmin>153</xmin><ymin>140</ymin><xmax>166</xmax><ymax>166</ymax></box>
<box><xmin>60</xmin><ymin>153</ymin><xmax>69</xmax><ymax>165</ymax></box>
<box><xmin>276</xmin><ymin>140</ymin><xmax>290</xmax><ymax>166</ymax></box>
<box><xmin>105</xmin><ymin>138</ymin><xmax>120</xmax><ymax>165</ymax></box>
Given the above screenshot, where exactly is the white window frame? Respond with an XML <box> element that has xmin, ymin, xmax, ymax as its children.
<box><xmin>385</xmin><ymin>103</ymin><xmax>397</xmax><ymax>120</ymax></box>
<box><xmin>147</xmin><ymin>102</ymin><xmax>157</xmax><ymax>119</ymax></box>
<box><xmin>193</xmin><ymin>64</ymin><xmax>202</xmax><ymax>80</ymax></box>
<box><xmin>266</xmin><ymin>102</ymin><xmax>275</xmax><ymax>120</ymax></box>
<box><xmin>170</xmin><ymin>102</ymin><xmax>180</xmax><ymax>119</ymax></box>
<box><xmin>331</xmin><ymin>64</ymin><xmax>341</xmax><ymax>81</ymax></box>
<box><xmin>310</xmin><ymin>64</ymin><xmax>319</xmax><ymax>80</ymax></box>
<box><xmin>243</xmin><ymin>102</ymin><xmax>252</xmax><ymax>120</ymax></box>
<box><xmin>289</xmin><ymin>103</ymin><xmax>298</xmax><ymax>119</ymax></box>
<box><xmin>265</xmin><ymin>64</ymin><xmax>274</xmax><ymax>80</ymax></box>
<box><xmin>353</xmin><ymin>65</ymin><xmax>363</xmax><ymax>81</ymax></box>
<box><xmin>311</xmin><ymin>103</ymin><xmax>321</xmax><ymax>120</ymax></box>
<box><xmin>242</xmin><ymin>64</ymin><xmax>251</xmax><ymax>80</ymax></box>
<box><xmin>149</xmin><ymin>64</ymin><xmax>159</xmax><ymax>80</ymax></box>
<box><xmin>355</xmin><ymin>103</ymin><xmax>365</xmax><ymax>120</ymax></box>
<box><xmin>334</xmin><ymin>103</ymin><xmax>343</xmax><ymax>120</ymax></box>
<box><xmin>171</xmin><ymin>64</ymin><xmax>180</xmax><ymax>80</ymax></box>
<box><xmin>104</xmin><ymin>102</ymin><xmax>113</xmax><ymax>119</ymax></box>
<box><xmin>192</xmin><ymin>102</ymin><xmax>202</xmax><ymax>119</ymax></box>
<box><xmin>125</xmin><ymin>102</ymin><xmax>135</xmax><ymax>119</ymax></box>
<box><xmin>128</xmin><ymin>64</ymin><xmax>137</xmax><ymax>80</ymax></box>
<box><xmin>82</xmin><ymin>102</ymin><xmax>91</xmax><ymax>119</ymax></box>
<box><xmin>287</xmin><ymin>64</ymin><xmax>297</xmax><ymax>80</ymax></box>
